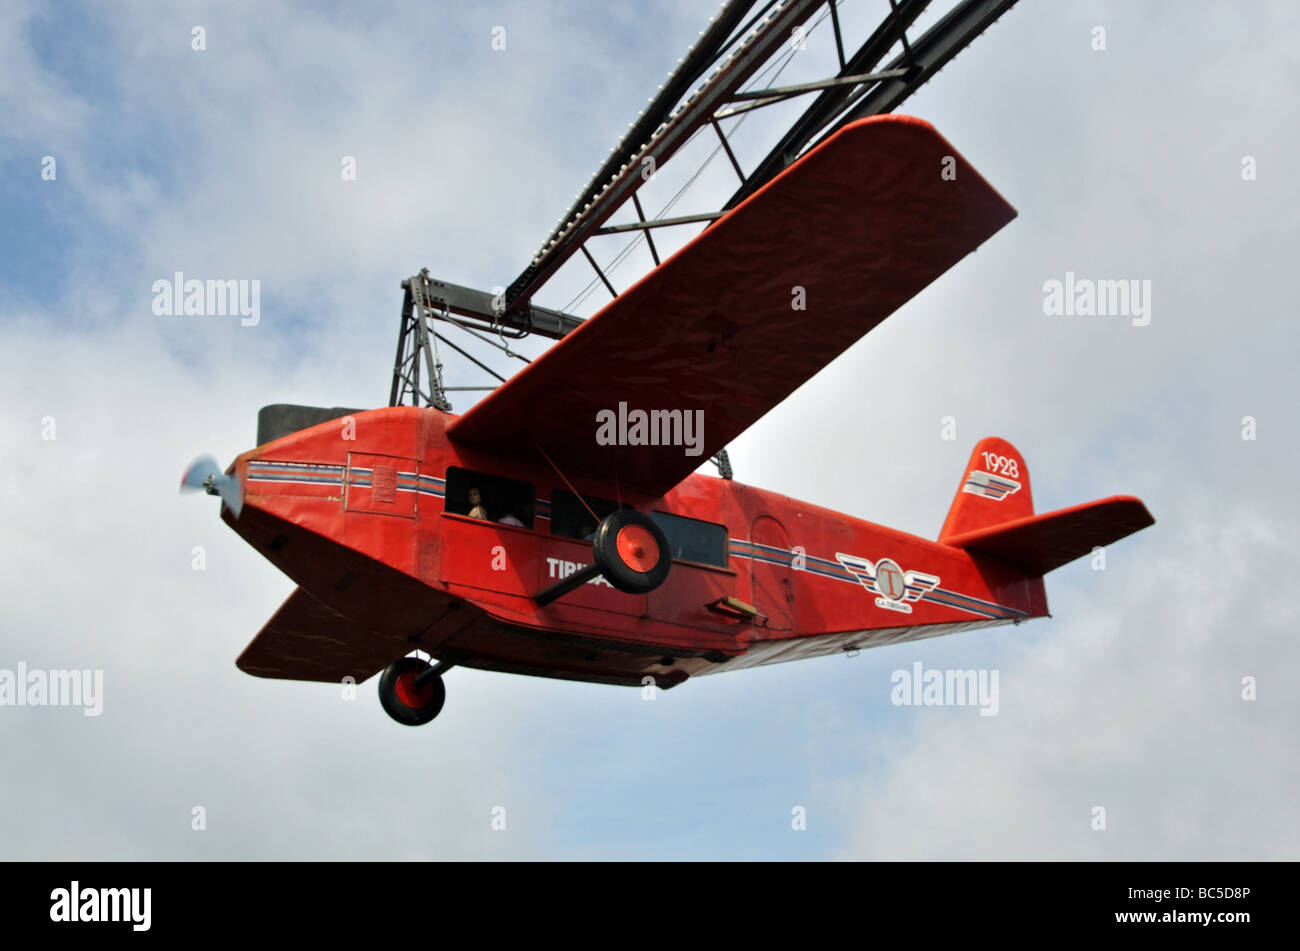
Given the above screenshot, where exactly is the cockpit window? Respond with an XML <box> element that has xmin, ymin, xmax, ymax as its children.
<box><xmin>549</xmin><ymin>489</ymin><xmax>631</xmax><ymax>540</ymax></box>
<box><xmin>649</xmin><ymin>511</ymin><xmax>729</xmax><ymax>567</ymax></box>
<box><xmin>445</xmin><ymin>466</ymin><xmax>535</xmax><ymax>528</ymax></box>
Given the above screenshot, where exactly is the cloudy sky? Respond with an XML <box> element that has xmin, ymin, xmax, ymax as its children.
<box><xmin>1</xmin><ymin>0</ymin><xmax>1296</xmax><ymax>860</ymax></box>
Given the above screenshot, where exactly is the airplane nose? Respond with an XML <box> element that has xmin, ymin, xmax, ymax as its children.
<box><xmin>180</xmin><ymin>455</ymin><xmax>244</xmax><ymax>517</ymax></box>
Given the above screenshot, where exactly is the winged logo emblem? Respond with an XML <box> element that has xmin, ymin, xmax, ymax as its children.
<box><xmin>835</xmin><ymin>553</ymin><xmax>940</xmax><ymax>614</ymax></box>
<box><xmin>961</xmin><ymin>469</ymin><xmax>1022</xmax><ymax>501</ymax></box>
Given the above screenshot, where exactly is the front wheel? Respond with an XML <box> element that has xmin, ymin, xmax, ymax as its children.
<box><xmin>378</xmin><ymin>657</ymin><xmax>446</xmax><ymax>726</ymax></box>
<box><xmin>592</xmin><ymin>510</ymin><xmax>671</xmax><ymax>594</ymax></box>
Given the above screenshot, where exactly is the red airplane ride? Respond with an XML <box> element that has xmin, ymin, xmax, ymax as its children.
<box><xmin>182</xmin><ymin>116</ymin><xmax>1153</xmax><ymax>725</ymax></box>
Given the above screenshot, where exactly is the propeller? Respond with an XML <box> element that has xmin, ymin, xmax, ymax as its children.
<box><xmin>180</xmin><ymin>455</ymin><xmax>243</xmax><ymax>518</ymax></box>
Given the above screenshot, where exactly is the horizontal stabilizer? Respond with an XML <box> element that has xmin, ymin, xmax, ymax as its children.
<box><xmin>943</xmin><ymin>496</ymin><xmax>1154</xmax><ymax>576</ymax></box>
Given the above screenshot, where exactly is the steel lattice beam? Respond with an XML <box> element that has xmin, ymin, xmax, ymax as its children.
<box><xmin>730</xmin><ymin>0</ymin><xmax>1019</xmax><ymax>210</ymax></box>
<box><xmin>503</xmin><ymin>0</ymin><xmax>824</xmax><ymax>312</ymax></box>
<box><xmin>393</xmin><ymin>0</ymin><xmax>1022</xmax><ymax>416</ymax></box>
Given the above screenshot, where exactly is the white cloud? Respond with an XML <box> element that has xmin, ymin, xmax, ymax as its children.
<box><xmin>830</xmin><ymin>504</ymin><xmax>1298</xmax><ymax>859</ymax></box>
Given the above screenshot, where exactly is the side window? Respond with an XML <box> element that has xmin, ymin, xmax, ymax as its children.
<box><xmin>550</xmin><ymin>490</ymin><xmax>631</xmax><ymax>540</ymax></box>
<box><xmin>649</xmin><ymin>511</ymin><xmax>729</xmax><ymax>568</ymax></box>
<box><xmin>445</xmin><ymin>466</ymin><xmax>535</xmax><ymax>529</ymax></box>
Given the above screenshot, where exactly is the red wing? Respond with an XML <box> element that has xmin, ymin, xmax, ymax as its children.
<box><xmin>236</xmin><ymin>587</ymin><xmax>400</xmax><ymax>683</ymax></box>
<box><xmin>448</xmin><ymin>115</ymin><xmax>1017</xmax><ymax>496</ymax></box>
<box><xmin>943</xmin><ymin>496</ymin><xmax>1156</xmax><ymax>576</ymax></box>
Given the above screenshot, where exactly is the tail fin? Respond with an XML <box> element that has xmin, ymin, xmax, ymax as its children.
<box><xmin>940</xmin><ymin>438</ymin><xmax>1155</xmax><ymax>576</ymax></box>
<box><xmin>939</xmin><ymin>437</ymin><xmax>1034</xmax><ymax>543</ymax></box>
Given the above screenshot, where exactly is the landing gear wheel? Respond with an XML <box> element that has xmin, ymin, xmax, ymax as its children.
<box><xmin>592</xmin><ymin>509</ymin><xmax>671</xmax><ymax>594</ymax></box>
<box><xmin>378</xmin><ymin>657</ymin><xmax>446</xmax><ymax>726</ymax></box>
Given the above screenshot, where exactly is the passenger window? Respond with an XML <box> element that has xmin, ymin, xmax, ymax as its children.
<box><xmin>649</xmin><ymin>511</ymin><xmax>729</xmax><ymax>568</ymax></box>
<box><xmin>445</xmin><ymin>467</ymin><xmax>535</xmax><ymax>529</ymax></box>
<box><xmin>550</xmin><ymin>489</ymin><xmax>631</xmax><ymax>540</ymax></box>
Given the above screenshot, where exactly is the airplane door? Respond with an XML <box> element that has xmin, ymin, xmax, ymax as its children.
<box><xmin>749</xmin><ymin>516</ymin><xmax>794</xmax><ymax>630</ymax></box>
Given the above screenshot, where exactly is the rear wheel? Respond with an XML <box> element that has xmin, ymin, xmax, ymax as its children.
<box><xmin>378</xmin><ymin>657</ymin><xmax>446</xmax><ymax>726</ymax></box>
<box><xmin>592</xmin><ymin>510</ymin><xmax>671</xmax><ymax>594</ymax></box>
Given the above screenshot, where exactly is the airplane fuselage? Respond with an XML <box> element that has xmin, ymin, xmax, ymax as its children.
<box><xmin>226</xmin><ymin>406</ymin><xmax>1047</xmax><ymax>690</ymax></box>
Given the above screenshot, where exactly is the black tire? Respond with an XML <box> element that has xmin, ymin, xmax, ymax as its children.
<box><xmin>592</xmin><ymin>509</ymin><xmax>671</xmax><ymax>594</ymax></box>
<box><xmin>378</xmin><ymin>657</ymin><xmax>446</xmax><ymax>726</ymax></box>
